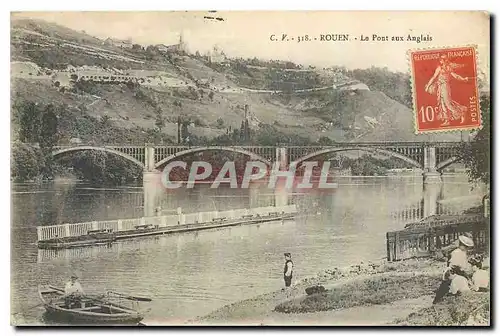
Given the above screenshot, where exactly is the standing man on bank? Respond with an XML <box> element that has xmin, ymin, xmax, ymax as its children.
<box><xmin>283</xmin><ymin>253</ymin><xmax>294</xmax><ymax>289</ymax></box>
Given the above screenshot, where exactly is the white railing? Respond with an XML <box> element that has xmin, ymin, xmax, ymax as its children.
<box><xmin>36</xmin><ymin>205</ymin><xmax>298</xmax><ymax>242</ymax></box>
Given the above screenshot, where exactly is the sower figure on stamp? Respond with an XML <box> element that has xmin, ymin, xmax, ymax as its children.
<box><xmin>283</xmin><ymin>253</ymin><xmax>293</xmax><ymax>291</ymax></box>
<box><xmin>425</xmin><ymin>54</ymin><xmax>469</xmax><ymax>126</ymax></box>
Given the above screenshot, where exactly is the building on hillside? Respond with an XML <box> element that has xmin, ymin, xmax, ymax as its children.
<box><xmin>69</xmin><ymin>138</ymin><xmax>83</xmax><ymax>145</ymax></box>
<box><xmin>105</xmin><ymin>37</ymin><xmax>133</xmax><ymax>49</ymax></box>
<box><xmin>157</xmin><ymin>32</ymin><xmax>187</xmax><ymax>54</ymax></box>
<box><xmin>156</xmin><ymin>43</ymin><xmax>182</xmax><ymax>53</ymax></box>
<box><xmin>339</xmin><ymin>82</ymin><xmax>370</xmax><ymax>91</ymax></box>
<box><xmin>208</xmin><ymin>45</ymin><xmax>229</xmax><ymax>65</ymax></box>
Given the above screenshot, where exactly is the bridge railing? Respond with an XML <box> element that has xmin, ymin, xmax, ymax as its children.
<box><xmin>49</xmin><ymin>142</ymin><xmax>464</xmax><ymax>149</ymax></box>
<box><xmin>36</xmin><ymin>204</ymin><xmax>298</xmax><ymax>242</ymax></box>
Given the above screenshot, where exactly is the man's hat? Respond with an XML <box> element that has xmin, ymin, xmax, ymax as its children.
<box><xmin>70</xmin><ymin>270</ymin><xmax>81</xmax><ymax>279</ymax></box>
<box><xmin>284</xmin><ymin>253</ymin><xmax>291</xmax><ymax>257</ymax></box>
<box><xmin>458</xmin><ymin>235</ymin><xmax>474</xmax><ymax>247</ymax></box>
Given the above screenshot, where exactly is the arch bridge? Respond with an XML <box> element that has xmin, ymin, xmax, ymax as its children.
<box><xmin>51</xmin><ymin>142</ymin><xmax>464</xmax><ymax>184</ymax></box>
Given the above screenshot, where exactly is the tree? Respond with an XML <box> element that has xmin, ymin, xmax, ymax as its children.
<box><xmin>11</xmin><ymin>143</ymin><xmax>44</xmax><ymax>182</ymax></box>
<box><xmin>132</xmin><ymin>43</ymin><xmax>143</xmax><ymax>51</ymax></box>
<box><xmin>461</xmin><ymin>93</ymin><xmax>490</xmax><ymax>186</ymax></box>
<box><xmin>100</xmin><ymin>115</ymin><xmax>112</xmax><ymax>127</ymax></box>
<box><xmin>155</xmin><ymin>108</ymin><xmax>165</xmax><ymax>132</ymax></box>
<box><xmin>216</xmin><ymin>118</ymin><xmax>224</xmax><ymax>128</ymax></box>
<box><xmin>240</xmin><ymin>121</ymin><xmax>245</xmax><ymax>140</ymax></box>
<box><xmin>244</xmin><ymin>118</ymin><xmax>250</xmax><ymax>142</ymax></box>
<box><xmin>16</xmin><ymin>101</ymin><xmax>41</xmax><ymax>143</ymax></box>
<box><xmin>39</xmin><ymin>104</ymin><xmax>59</xmax><ymax>149</ymax></box>
<box><xmin>181</xmin><ymin>121</ymin><xmax>190</xmax><ymax>143</ymax></box>
<box><xmin>317</xmin><ymin>136</ymin><xmax>335</xmax><ymax>146</ymax></box>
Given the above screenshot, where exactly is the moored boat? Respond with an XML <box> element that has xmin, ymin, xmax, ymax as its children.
<box><xmin>38</xmin><ymin>285</ymin><xmax>145</xmax><ymax>325</ymax></box>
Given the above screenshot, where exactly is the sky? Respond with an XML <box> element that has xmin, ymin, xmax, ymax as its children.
<box><xmin>12</xmin><ymin>11</ymin><xmax>490</xmax><ymax>73</ymax></box>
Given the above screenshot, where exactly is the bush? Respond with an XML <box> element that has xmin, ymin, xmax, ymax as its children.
<box><xmin>134</xmin><ymin>89</ymin><xmax>157</xmax><ymax>108</ymax></box>
<box><xmin>11</xmin><ymin>143</ymin><xmax>44</xmax><ymax>182</ymax></box>
<box><xmin>216</xmin><ymin>118</ymin><xmax>224</xmax><ymax>128</ymax></box>
<box><xmin>73</xmin><ymin>79</ymin><xmax>101</xmax><ymax>96</ymax></box>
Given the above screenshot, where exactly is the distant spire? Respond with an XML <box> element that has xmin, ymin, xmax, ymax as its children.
<box><xmin>179</xmin><ymin>31</ymin><xmax>186</xmax><ymax>52</ymax></box>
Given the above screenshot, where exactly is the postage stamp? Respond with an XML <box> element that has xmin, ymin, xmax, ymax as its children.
<box><xmin>409</xmin><ymin>46</ymin><xmax>481</xmax><ymax>133</ymax></box>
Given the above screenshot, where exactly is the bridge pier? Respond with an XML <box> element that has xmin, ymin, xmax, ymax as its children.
<box><xmin>143</xmin><ymin>171</ymin><xmax>162</xmax><ymax>217</ymax></box>
<box><xmin>274</xmin><ymin>186</ymin><xmax>289</xmax><ymax>207</ymax></box>
<box><xmin>144</xmin><ymin>143</ymin><xmax>156</xmax><ymax>172</ymax></box>
<box><xmin>422</xmin><ymin>146</ymin><xmax>442</xmax><ymax>184</ymax></box>
<box><xmin>422</xmin><ymin>182</ymin><xmax>444</xmax><ymax>217</ymax></box>
<box><xmin>276</xmin><ymin>147</ymin><xmax>288</xmax><ymax>169</ymax></box>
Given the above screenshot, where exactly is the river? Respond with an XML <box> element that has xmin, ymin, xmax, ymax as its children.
<box><xmin>10</xmin><ymin>175</ymin><xmax>485</xmax><ymax>325</ymax></box>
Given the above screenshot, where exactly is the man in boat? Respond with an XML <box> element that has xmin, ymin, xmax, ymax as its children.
<box><xmin>433</xmin><ymin>235</ymin><xmax>474</xmax><ymax>304</ymax></box>
<box><xmin>63</xmin><ymin>273</ymin><xmax>85</xmax><ymax>308</ymax></box>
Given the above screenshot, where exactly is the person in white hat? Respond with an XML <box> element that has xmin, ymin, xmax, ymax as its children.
<box><xmin>433</xmin><ymin>234</ymin><xmax>474</xmax><ymax>304</ymax></box>
<box><xmin>448</xmin><ymin>235</ymin><xmax>474</xmax><ymax>273</ymax></box>
<box><xmin>63</xmin><ymin>272</ymin><xmax>85</xmax><ymax>308</ymax></box>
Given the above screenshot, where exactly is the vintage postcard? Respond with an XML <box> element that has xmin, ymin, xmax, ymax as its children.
<box><xmin>10</xmin><ymin>11</ymin><xmax>491</xmax><ymax>326</ymax></box>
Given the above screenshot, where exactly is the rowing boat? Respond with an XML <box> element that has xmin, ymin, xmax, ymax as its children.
<box><xmin>38</xmin><ymin>285</ymin><xmax>144</xmax><ymax>325</ymax></box>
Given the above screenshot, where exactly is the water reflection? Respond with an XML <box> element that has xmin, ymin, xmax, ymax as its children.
<box><xmin>11</xmin><ymin>174</ymin><xmax>485</xmax><ymax>324</ymax></box>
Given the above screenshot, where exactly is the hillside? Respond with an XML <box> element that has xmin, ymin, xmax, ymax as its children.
<box><xmin>10</xmin><ymin>17</ymin><xmax>462</xmax><ymax>145</ymax></box>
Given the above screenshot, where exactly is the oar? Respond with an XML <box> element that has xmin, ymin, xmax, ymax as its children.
<box><xmin>48</xmin><ymin>286</ymin><xmax>109</xmax><ymax>304</ymax></box>
<box><xmin>12</xmin><ymin>303</ymin><xmax>44</xmax><ymax>315</ymax></box>
<box><xmin>108</xmin><ymin>291</ymin><xmax>152</xmax><ymax>302</ymax></box>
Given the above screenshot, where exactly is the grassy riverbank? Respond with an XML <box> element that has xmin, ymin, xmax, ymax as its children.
<box><xmin>192</xmin><ymin>258</ymin><xmax>490</xmax><ymax>326</ymax></box>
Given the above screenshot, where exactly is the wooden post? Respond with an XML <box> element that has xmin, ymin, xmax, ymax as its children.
<box><xmin>65</xmin><ymin>224</ymin><xmax>70</xmax><ymax>238</ymax></box>
<box><xmin>386</xmin><ymin>232</ymin><xmax>392</xmax><ymax>261</ymax></box>
<box><xmin>37</xmin><ymin>226</ymin><xmax>43</xmax><ymax>241</ymax></box>
<box><xmin>395</xmin><ymin>232</ymin><xmax>400</xmax><ymax>261</ymax></box>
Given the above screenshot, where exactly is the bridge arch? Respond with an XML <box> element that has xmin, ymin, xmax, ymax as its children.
<box><xmin>154</xmin><ymin>146</ymin><xmax>271</xmax><ymax>169</ymax></box>
<box><xmin>52</xmin><ymin>146</ymin><xmax>145</xmax><ymax>168</ymax></box>
<box><xmin>436</xmin><ymin>156</ymin><xmax>462</xmax><ymax>171</ymax></box>
<box><xmin>291</xmin><ymin>146</ymin><xmax>423</xmax><ymax>169</ymax></box>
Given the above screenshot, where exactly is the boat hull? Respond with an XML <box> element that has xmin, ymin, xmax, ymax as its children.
<box><xmin>38</xmin><ymin>285</ymin><xmax>144</xmax><ymax>325</ymax></box>
<box><xmin>42</xmin><ymin>306</ymin><xmax>143</xmax><ymax>325</ymax></box>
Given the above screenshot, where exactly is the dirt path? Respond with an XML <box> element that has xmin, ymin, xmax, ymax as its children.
<box><xmin>188</xmin><ymin>268</ymin><xmax>441</xmax><ymax>326</ymax></box>
<box><xmin>191</xmin><ymin>293</ymin><xmax>434</xmax><ymax>326</ymax></box>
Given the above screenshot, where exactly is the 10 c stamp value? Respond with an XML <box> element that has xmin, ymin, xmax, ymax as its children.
<box><xmin>409</xmin><ymin>46</ymin><xmax>481</xmax><ymax>133</ymax></box>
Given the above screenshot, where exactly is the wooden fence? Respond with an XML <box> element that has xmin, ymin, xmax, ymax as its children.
<box><xmin>36</xmin><ymin>205</ymin><xmax>297</xmax><ymax>242</ymax></box>
<box><xmin>386</xmin><ymin>216</ymin><xmax>489</xmax><ymax>261</ymax></box>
